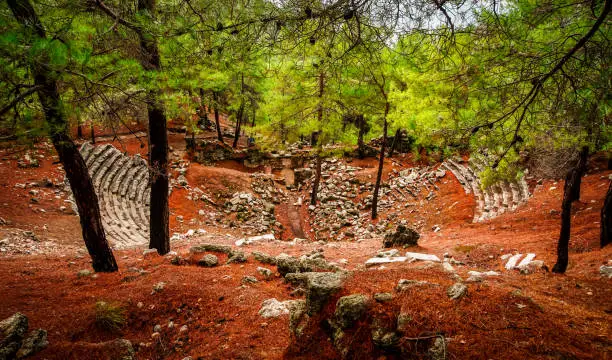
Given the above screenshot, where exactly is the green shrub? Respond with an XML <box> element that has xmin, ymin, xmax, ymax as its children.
<box><xmin>95</xmin><ymin>301</ymin><xmax>126</xmax><ymax>332</ymax></box>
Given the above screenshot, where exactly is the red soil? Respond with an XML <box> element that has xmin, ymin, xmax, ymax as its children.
<box><xmin>0</xmin><ymin>138</ymin><xmax>610</xmax><ymax>359</ymax></box>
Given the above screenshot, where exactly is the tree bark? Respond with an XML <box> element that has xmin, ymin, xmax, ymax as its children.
<box><xmin>372</xmin><ymin>102</ymin><xmax>389</xmax><ymax>220</ymax></box>
<box><xmin>8</xmin><ymin>0</ymin><xmax>117</xmax><ymax>272</ymax></box>
<box><xmin>552</xmin><ymin>146</ymin><xmax>589</xmax><ymax>273</ymax></box>
<box><xmin>136</xmin><ymin>0</ymin><xmax>170</xmax><ymax>255</ymax></box>
<box><xmin>90</xmin><ymin>123</ymin><xmax>96</xmax><ymax>144</ymax></box>
<box><xmin>388</xmin><ymin>128</ymin><xmax>401</xmax><ymax>157</ymax></box>
<box><xmin>232</xmin><ymin>103</ymin><xmax>244</xmax><ymax>148</ymax></box>
<box><xmin>213</xmin><ymin>92</ymin><xmax>223</xmax><ymax>143</ymax></box>
<box><xmin>601</xmin><ymin>181</ymin><xmax>611</xmax><ymax>248</ymax></box>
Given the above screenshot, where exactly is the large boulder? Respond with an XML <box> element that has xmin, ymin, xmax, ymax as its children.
<box><xmin>305</xmin><ymin>272</ymin><xmax>347</xmax><ymax>315</ymax></box>
<box><xmin>383</xmin><ymin>225</ymin><xmax>420</xmax><ymax>248</ymax></box>
<box><xmin>16</xmin><ymin>329</ymin><xmax>48</xmax><ymax>359</ymax></box>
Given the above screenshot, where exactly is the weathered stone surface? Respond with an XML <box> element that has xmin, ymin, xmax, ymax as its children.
<box><xmin>0</xmin><ymin>313</ymin><xmax>28</xmax><ymax>360</ymax></box>
<box><xmin>334</xmin><ymin>294</ymin><xmax>370</xmax><ymax>329</ymax></box>
<box><xmin>257</xmin><ymin>267</ymin><xmax>273</xmax><ymax>280</ymax></box>
<box><xmin>242</xmin><ymin>275</ymin><xmax>258</xmax><ymax>284</ymax></box>
<box><xmin>190</xmin><ymin>243</ymin><xmax>233</xmax><ymax>255</ymax></box>
<box><xmin>227</xmin><ymin>250</ymin><xmax>247</xmax><ymax>264</ymax></box>
<box><xmin>197</xmin><ymin>254</ymin><xmax>218</xmax><ymax>267</ymax></box>
<box><xmin>300</xmin><ymin>272</ymin><xmax>347</xmax><ymax>315</ymax></box>
<box><xmin>16</xmin><ymin>329</ymin><xmax>48</xmax><ymax>359</ymax></box>
<box><xmin>374</xmin><ymin>293</ymin><xmax>393</xmax><ymax>303</ymax></box>
<box><xmin>447</xmin><ymin>283</ymin><xmax>468</xmax><ymax>300</ymax></box>
<box><xmin>276</xmin><ymin>253</ymin><xmax>339</xmax><ymax>277</ymax></box>
<box><xmin>288</xmin><ymin>300</ymin><xmax>309</xmax><ymax>337</ymax></box>
<box><xmin>258</xmin><ymin>298</ymin><xmax>296</xmax><ymax>318</ymax></box>
<box><xmin>252</xmin><ymin>251</ymin><xmax>277</xmax><ymax>265</ymax></box>
<box><xmin>383</xmin><ymin>225</ymin><xmax>420</xmax><ymax>248</ymax></box>
<box><xmin>371</xmin><ymin>318</ymin><xmax>400</xmax><ymax>351</ymax></box>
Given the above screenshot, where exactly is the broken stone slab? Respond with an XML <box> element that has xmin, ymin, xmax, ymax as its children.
<box><xmin>252</xmin><ymin>251</ymin><xmax>277</xmax><ymax>265</ymax></box>
<box><xmin>365</xmin><ymin>257</ymin><xmax>409</xmax><ymax>267</ymax></box>
<box><xmin>466</xmin><ymin>270</ymin><xmax>500</xmax><ymax>282</ymax></box>
<box><xmin>235</xmin><ymin>233</ymin><xmax>275</xmax><ymax>247</ymax></box>
<box><xmin>504</xmin><ymin>253</ymin><xmax>523</xmax><ymax>270</ymax></box>
<box><xmin>197</xmin><ymin>254</ymin><xmax>218</xmax><ymax>267</ymax></box>
<box><xmin>190</xmin><ymin>243</ymin><xmax>234</xmax><ymax>255</ymax></box>
<box><xmin>396</xmin><ymin>279</ymin><xmax>434</xmax><ymax>291</ymax></box>
<box><xmin>376</xmin><ymin>249</ymin><xmax>400</xmax><ymax>258</ymax></box>
<box><xmin>405</xmin><ymin>252</ymin><xmax>441</xmax><ymax>262</ymax></box>
<box><xmin>259</xmin><ymin>298</ymin><xmax>291</xmax><ymax>318</ymax></box>
<box><xmin>517</xmin><ymin>253</ymin><xmax>536</xmax><ymax>268</ymax></box>
<box><xmin>441</xmin><ymin>262</ymin><xmax>455</xmax><ymax>273</ymax></box>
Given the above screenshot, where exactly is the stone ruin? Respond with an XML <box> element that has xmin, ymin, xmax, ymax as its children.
<box><xmin>442</xmin><ymin>157</ymin><xmax>531</xmax><ymax>222</ymax></box>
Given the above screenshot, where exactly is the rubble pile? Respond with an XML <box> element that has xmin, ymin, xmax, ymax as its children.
<box><xmin>223</xmin><ymin>192</ymin><xmax>281</xmax><ymax>235</ymax></box>
<box><xmin>250</xmin><ymin>173</ymin><xmax>287</xmax><ymax>204</ymax></box>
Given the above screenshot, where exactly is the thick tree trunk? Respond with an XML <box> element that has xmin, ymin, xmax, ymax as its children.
<box><xmin>372</xmin><ymin>102</ymin><xmax>389</xmax><ymax>220</ymax></box>
<box><xmin>552</xmin><ymin>146</ymin><xmax>589</xmax><ymax>273</ymax></box>
<box><xmin>8</xmin><ymin>0</ymin><xmax>117</xmax><ymax>272</ymax></box>
<box><xmin>213</xmin><ymin>92</ymin><xmax>223</xmax><ymax>143</ymax></box>
<box><xmin>388</xmin><ymin>128</ymin><xmax>401</xmax><ymax>157</ymax></box>
<box><xmin>601</xmin><ymin>182</ymin><xmax>611</xmax><ymax>248</ymax></box>
<box><xmin>137</xmin><ymin>0</ymin><xmax>170</xmax><ymax>255</ymax></box>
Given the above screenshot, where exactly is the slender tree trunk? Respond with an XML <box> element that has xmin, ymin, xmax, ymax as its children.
<box><xmin>8</xmin><ymin>0</ymin><xmax>117</xmax><ymax>272</ymax></box>
<box><xmin>213</xmin><ymin>92</ymin><xmax>223</xmax><ymax>143</ymax></box>
<box><xmin>372</xmin><ymin>102</ymin><xmax>389</xmax><ymax>220</ymax></box>
<box><xmin>601</xmin><ymin>182</ymin><xmax>611</xmax><ymax>248</ymax></box>
<box><xmin>77</xmin><ymin>121</ymin><xmax>83</xmax><ymax>139</ymax></box>
<box><xmin>137</xmin><ymin>0</ymin><xmax>169</xmax><ymax>255</ymax></box>
<box><xmin>310</xmin><ymin>71</ymin><xmax>325</xmax><ymax>206</ymax></box>
<box><xmin>90</xmin><ymin>123</ymin><xmax>96</xmax><ymax>144</ymax></box>
<box><xmin>388</xmin><ymin>128</ymin><xmax>401</xmax><ymax>157</ymax></box>
<box><xmin>251</xmin><ymin>108</ymin><xmax>256</xmax><ymax>127</ymax></box>
<box><xmin>233</xmin><ymin>103</ymin><xmax>244</xmax><ymax>148</ymax></box>
<box><xmin>552</xmin><ymin>146</ymin><xmax>589</xmax><ymax>273</ymax></box>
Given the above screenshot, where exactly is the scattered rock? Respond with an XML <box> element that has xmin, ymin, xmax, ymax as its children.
<box><xmin>428</xmin><ymin>337</ymin><xmax>447</xmax><ymax>360</ymax></box>
<box><xmin>252</xmin><ymin>251</ymin><xmax>276</xmax><ymax>265</ymax></box>
<box><xmin>151</xmin><ymin>282</ymin><xmax>166</xmax><ymax>294</ymax></box>
<box><xmin>227</xmin><ymin>251</ymin><xmax>247</xmax><ymax>264</ymax></box>
<box><xmin>396</xmin><ymin>313</ymin><xmax>412</xmax><ymax>332</ymax></box>
<box><xmin>447</xmin><ymin>283</ymin><xmax>468</xmax><ymax>300</ymax></box>
<box><xmin>257</xmin><ymin>267</ymin><xmax>273</xmax><ymax>280</ymax></box>
<box><xmin>197</xmin><ymin>254</ymin><xmax>218</xmax><ymax>267</ymax></box>
<box><xmin>396</xmin><ymin>279</ymin><xmax>432</xmax><ymax>291</ymax></box>
<box><xmin>600</xmin><ymin>265</ymin><xmax>612</xmax><ymax>278</ymax></box>
<box><xmin>383</xmin><ymin>225</ymin><xmax>420</xmax><ymax>248</ymax></box>
<box><xmin>258</xmin><ymin>298</ymin><xmax>298</xmax><ymax>318</ymax></box>
<box><xmin>241</xmin><ymin>276</ymin><xmax>258</xmax><ymax>284</ymax></box>
<box><xmin>0</xmin><ymin>313</ymin><xmax>29</xmax><ymax>360</ymax></box>
<box><xmin>77</xmin><ymin>269</ymin><xmax>93</xmax><ymax>278</ymax></box>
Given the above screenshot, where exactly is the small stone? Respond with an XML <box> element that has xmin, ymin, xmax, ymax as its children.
<box><xmin>428</xmin><ymin>337</ymin><xmax>447</xmax><ymax>360</ymax></box>
<box><xmin>197</xmin><ymin>254</ymin><xmax>218</xmax><ymax>267</ymax></box>
<box><xmin>257</xmin><ymin>267</ymin><xmax>273</xmax><ymax>280</ymax></box>
<box><xmin>373</xmin><ymin>293</ymin><xmax>393</xmax><ymax>303</ymax></box>
<box><xmin>152</xmin><ymin>282</ymin><xmax>166</xmax><ymax>294</ymax></box>
<box><xmin>396</xmin><ymin>313</ymin><xmax>412</xmax><ymax>331</ymax></box>
<box><xmin>179</xmin><ymin>325</ymin><xmax>188</xmax><ymax>333</ymax></box>
<box><xmin>242</xmin><ymin>276</ymin><xmax>258</xmax><ymax>284</ymax></box>
<box><xmin>599</xmin><ymin>265</ymin><xmax>612</xmax><ymax>278</ymax></box>
<box><xmin>447</xmin><ymin>283</ymin><xmax>467</xmax><ymax>300</ymax></box>
<box><xmin>77</xmin><ymin>269</ymin><xmax>92</xmax><ymax>278</ymax></box>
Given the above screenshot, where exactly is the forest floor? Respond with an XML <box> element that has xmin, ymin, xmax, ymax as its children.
<box><xmin>0</xmin><ymin>130</ymin><xmax>610</xmax><ymax>359</ymax></box>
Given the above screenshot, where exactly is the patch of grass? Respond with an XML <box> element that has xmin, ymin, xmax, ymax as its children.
<box><xmin>95</xmin><ymin>301</ymin><xmax>126</xmax><ymax>332</ymax></box>
<box><xmin>454</xmin><ymin>244</ymin><xmax>476</xmax><ymax>254</ymax></box>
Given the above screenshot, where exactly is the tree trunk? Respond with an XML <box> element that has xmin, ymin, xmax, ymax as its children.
<box><xmin>552</xmin><ymin>146</ymin><xmax>589</xmax><ymax>273</ymax></box>
<box><xmin>233</xmin><ymin>103</ymin><xmax>244</xmax><ymax>148</ymax></box>
<box><xmin>213</xmin><ymin>92</ymin><xmax>223</xmax><ymax>143</ymax></box>
<box><xmin>137</xmin><ymin>0</ymin><xmax>170</xmax><ymax>255</ymax></box>
<box><xmin>77</xmin><ymin>122</ymin><xmax>83</xmax><ymax>139</ymax></box>
<box><xmin>251</xmin><ymin>108</ymin><xmax>256</xmax><ymax>127</ymax></box>
<box><xmin>372</xmin><ymin>102</ymin><xmax>389</xmax><ymax>220</ymax></box>
<box><xmin>8</xmin><ymin>0</ymin><xmax>117</xmax><ymax>272</ymax></box>
<box><xmin>601</xmin><ymin>181</ymin><xmax>611</xmax><ymax>248</ymax></box>
<box><xmin>310</xmin><ymin>152</ymin><xmax>322</xmax><ymax>206</ymax></box>
<box><xmin>388</xmin><ymin>128</ymin><xmax>401</xmax><ymax>157</ymax></box>
<box><xmin>90</xmin><ymin>123</ymin><xmax>96</xmax><ymax>144</ymax></box>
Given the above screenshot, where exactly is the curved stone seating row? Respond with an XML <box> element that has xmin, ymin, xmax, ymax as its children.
<box><xmin>79</xmin><ymin>143</ymin><xmax>150</xmax><ymax>248</ymax></box>
<box><xmin>442</xmin><ymin>158</ymin><xmax>530</xmax><ymax>223</ymax></box>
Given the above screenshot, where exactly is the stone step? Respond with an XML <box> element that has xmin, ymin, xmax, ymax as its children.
<box><xmin>120</xmin><ymin>164</ymin><xmax>142</xmax><ymax>198</ymax></box>
<box><xmin>88</xmin><ymin>146</ymin><xmax>116</xmax><ymax>181</ymax></box>
<box><xmin>79</xmin><ymin>142</ymin><xmax>94</xmax><ymax>163</ymax></box>
<box><xmin>128</xmin><ymin>166</ymin><xmax>148</xmax><ymax>201</ymax></box>
<box><xmin>86</xmin><ymin>144</ymin><xmax>112</xmax><ymax>169</ymax></box>
<box><xmin>111</xmin><ymin>159</ymin><xmax>134</xmax><ymax>194</ymax></box>
<box><xmin>102</xmin><ymin>156</ymin><xmax>130</xmax><ymax>193</ymax></box>
<box><xmin>92</xmin><ymin>149</ymin><xmax>122</xmax><ymax>189</ymax></box>
<box><xmin>135</xmin><ymin>176</ymin><xmax>149</xmax><ymax>204</ymax></box>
